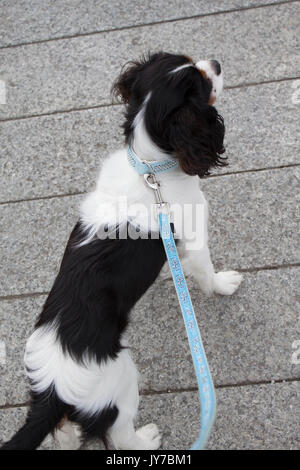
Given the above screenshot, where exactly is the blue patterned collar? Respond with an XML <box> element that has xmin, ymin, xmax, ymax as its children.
<box><xmin>127</xmin><ymin>146</ymin><xmax>178</xmax><ymax>175</ymax></box>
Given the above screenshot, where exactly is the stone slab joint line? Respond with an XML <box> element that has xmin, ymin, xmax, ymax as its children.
<box><xmin>1</xmin><ymin>164</ymin><xmax>299</xmax><ymax>207</ymax></box>
<box><xmin>0</xmin><ymin>76</ymin><xmax>299</xmax><ymax>124</ymax></box>
<box><xmin>0</xmin><ymin>263</ymin><xmax>299</xmax><ymax>303</ymax></box>
<box><xmin>1</xmin><ymin>376</ymin><xmax>300</xmax><ymax>412</ymax></box>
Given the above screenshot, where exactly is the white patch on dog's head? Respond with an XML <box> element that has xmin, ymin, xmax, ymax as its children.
<box><xmin>196</xmin><ymin>60</ymin><xmax>223</xmax><ymax>104</ymax></box>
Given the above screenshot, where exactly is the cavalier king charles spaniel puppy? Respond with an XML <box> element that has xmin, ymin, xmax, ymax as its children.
<box><xmin>1</xmin><ymin>52</ymin><xmax>243</xmax><ymax>450</ymax></box>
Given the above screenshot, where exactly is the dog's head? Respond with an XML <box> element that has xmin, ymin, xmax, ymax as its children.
<box><xmin>112</xmin><ymin>52</ymin><xmax>227</xmax><ymax>177</ymax></box>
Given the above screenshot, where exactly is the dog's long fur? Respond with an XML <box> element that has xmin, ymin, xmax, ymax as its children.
<box><xmin>1</xmin><ymin>52</ymin><xmax>242</xmax><ymax>450</ymax></box>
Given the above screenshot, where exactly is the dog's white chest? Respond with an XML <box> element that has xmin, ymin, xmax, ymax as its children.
<box><xmin>80</xmin><ymin>149</ymin><xmax>208</xmax><ymax>241</ymax></box>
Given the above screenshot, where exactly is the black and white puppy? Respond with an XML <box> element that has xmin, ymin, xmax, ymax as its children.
<box><xmin>1</xmin><ymin>52</ymin><xmax>243</xmax><ymax>451</ymax></box>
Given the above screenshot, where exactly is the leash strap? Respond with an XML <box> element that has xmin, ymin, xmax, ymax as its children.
<box><xmin>142</xmin><ymin>170</ymin><xmax>216</xmax><ymax>449</ymax></box>
<box><xmin>127</xmin><ymin>143</ymin><xmax>216</xmax><ymax>448</ymax></box>
<box><xmin>158</xmin><ymin>211</ymin><xmax>216</xmax><ymax>450</ymax></box>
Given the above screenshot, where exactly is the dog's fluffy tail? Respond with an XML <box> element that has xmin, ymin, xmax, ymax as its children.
<box><xmin>1</xmin><ymin>391</ymin><xmax>65</xmax><ymax>450</ymax></box>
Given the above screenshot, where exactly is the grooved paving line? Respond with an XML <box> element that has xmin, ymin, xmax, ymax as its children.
<box><xmin>0</xmin><ymin>382</ymin><xmax>299</xmax><ymax>449</ymax></box>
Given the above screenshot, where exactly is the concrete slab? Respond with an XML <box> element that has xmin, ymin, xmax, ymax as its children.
<box><xmin>130</xmin><ymin>267</ymin><xmax>300</xmax><ymax>392</ymax></box>
<box><xmin>218</xmin><ymin>80</ymin><xmax>300</xmax><ymax>173</ymax></box>
<box><xmin>0</xmin><ymin>196</ymin><xmax>80</xmax><ymax>297</ymax></box>
<box><xmin>137</xmin><ymin>382</ymin><xmax>300</xmax><ymax>450</ymax></box>
<box><xmin>0</xmin><ymin>295</ymin><xmax>44</xmax><ymax>406</ymax></box>
<box><xmin>0</xmin><ymin>167</ymin><xmax>298</xmax><ymax>297</ymax></box>
<box><xmin>0</xmin><ymin>267</ymin><xmax>299</xmax><ymax>405</ymax></box>
<box><xmin>1</xmin><ymin>80</ymin><xmax>299</xmax><ymax>203</ymax></box>
<box><xmin>0</xmin><ymin>2</ymin><xmax>299</xmax><ymax>119</ymax></box>
<box><xmin>0</xmin><ymin>106</ymin><xmax>121</xmax><ymax>203</ymax></box>
<box><xmin>201</xmin><ymin>167</ymin><xmax>300</xmax><ymax>271</ymax></box>
<box><xmin>0</xmin><ymin>406</ymin><xmax>61</xmax><ymax>450</ymax></box>
<box><xmin>1</xmin><ymin>382</ymin><xmax>299</xmax><ymax>449</ymax></box>
<box><xmin>0</xmin><ymin>0</ymin><xmax>288</xmax><ymax>48</ymax></box>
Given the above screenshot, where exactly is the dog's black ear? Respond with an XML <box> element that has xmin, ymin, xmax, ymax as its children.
<box><xmin>169</xmin><ymin>102</ymin><xmax>227</xmax><ymax>177</ymax></box>
<box><xmin>144</xmin><ymin>68</ymin><xmax>227</xmax><ymax>177</ymax></box>
<box><xmin>111</xmin><ymin>52</ymin><xmax>177</xmax><ymax>105</ymax></box>
<box><xmin>111</xmin><ymin>61</ymin><xmax>145</xmax><ymax>104</ymax></box>
<box><xmin>145</xmin><ymin>70</ymin><xmax>196</xmax><ymax>140</ymax></box>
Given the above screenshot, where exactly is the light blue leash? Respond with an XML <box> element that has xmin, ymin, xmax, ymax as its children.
<box><xmin>128</xmin><ymin>147</ymin><xmax>216</xmax><ymax>450</ymax></box>
<box><xmin>158</xmin><ymin>210</ymin><xmax>216</xmax><ymax>450</ymax></box>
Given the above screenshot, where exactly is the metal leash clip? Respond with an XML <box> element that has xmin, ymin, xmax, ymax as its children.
<box><xmin>144</xmin><ymin>173</ymin><xmax>170</xmax><ymax>216</ymax></box>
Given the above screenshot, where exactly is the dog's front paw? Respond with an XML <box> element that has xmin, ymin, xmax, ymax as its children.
<box><xmin>135</xmin><ymin>423</ymin><xmax>161</xmax><ymax>450</ymax></box>
<box><xmin>213</xmin><ymin>271</ymin><xmax>243</xmax><ymax>295</ymax></box>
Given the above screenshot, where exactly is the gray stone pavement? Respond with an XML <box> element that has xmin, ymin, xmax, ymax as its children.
<box><xmin>1</xmin><ymin>2</ymin><xmax>299</xmax><ymax>120</ymax></box>
<box><xmin>0</xmin><ymin>0</ymin><xmax>288</xmax><ymax>48</ymax></box>
<box><xmin>1</xmin><ymin>81</ymin><xmax>299</xmax><ymax>203</ymax></box>
<box><xmin>0</xmin><ymin>0</ymin><xmax>299</xmax><ymax>450</ymax></box>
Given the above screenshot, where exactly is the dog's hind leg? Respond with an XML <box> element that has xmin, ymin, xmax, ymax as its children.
<box><xmin>107</xmin><ymin>356</ymin><xmax>161</xmax><ymax>450</ymax></box>
<box><xmin>109</xmin><ymin>417</ymin><xmax>161</xmax><ymax>450</ymax></box>
<box><xmin>55</xmin><ymin>418</ymin><xmax>82</xmax><ymax>450</ymax></box>
<box><xmin>108</xmin><ymin>405</ymin><xmax>161</xmax><ymax>450</ymax></box>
